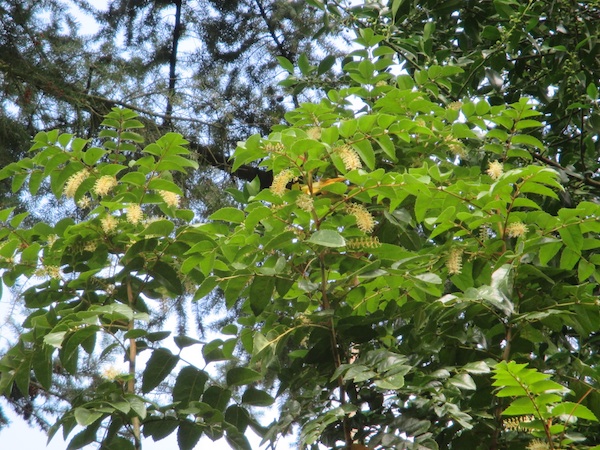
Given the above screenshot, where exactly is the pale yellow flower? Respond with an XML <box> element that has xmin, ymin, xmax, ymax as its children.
<box><xmin>46</xmin><ymin>265</ymin><xmax>62</xmax><ymax>279</ymax></box>
<box><xmin>100</xmin><ymin>215</ymin><xmax>118</xmax><ymax>234</ymax></box>
<box><xmin>336</xmin><ymin>145</ymin><xmax>362</xmax><ymax>171</ymax></box>
<box><xmin>83</xmin><ymin>241</ymin><xmax>97</xmax><ymax>252</ymax></box>
<box><xmin>347</xmin><ymin>203</ymin><xmax>375</xmax><ymax>233</ymax></box>
<box><xmin>295</xmin><ymin>193</ymin><xmax>314</xmax><ymax>212</ymax></box>
<box><xmin>270</xmin><ymin>169</ymin><xmax>295</xmax><ymax>197</ymax></box>
<box><xmin>94</xmin><ymin>175</ymin><xmax>118</xmax><ymax>196</ymax></box>
<box><xmin>502</xmin><ymin>417</ymin><xmax>521</xmax><ymax>431</ymax></box>
<box><xmin>506</xmin><ymin>222</ymin><xmax>528</xmax><ymax>238</ymax></box>
<box><xmin>446</xmin><ymin>247</ymin><xmax>463</xmax><ymax>275</ymax></box>
<box><xmin>448</xmin><ymin>101</ymin><xmax>462</xmax><ymax>111</ymax></box>
<box><xmin>35</xmin><ymin>265</ymin><xmax>61</xmax><ymax>279</ymax></box>
<box><xmin>64</xmin><ymin>169</ymin><xmax>89</xmax><ymax>198</ymax></box>
<box><xmin>101</xmin><ymin>366</ymin><xmax>122</xmax><ymax>381</ymax></box>
<box><xmin>487</xmin><ymin>160</ymin><xmax>504</xmax><ymax>180</ymax></box>
<box><xmin>527</xmin><ymin>439</ymin><xmax>550</xmax><ymax>450</ymax></box>
<box><xmin>47</xmin><ymin>234</ymin><xmax>59</xmax><ymax>247</ymax></box>
<box><xmin>126</xmin><ymin>204</ymin><xmax>143</xmax><ymax>224</ymax></box>
<box><xmin>77</xmin><ymin>196</ymin><xmax>92</xmax><ymax>209</ymax></box>
<box><xmin>306</xmin><ymin>127</ymin><xmax>322</xmax><ymax>140</ymax></box>
<box><xmin>158</xmin><ymin>190</ymin><xmax>180</xmax><ymax>208</ymax></box>
<box><xmin>264</xmin><ymin>142</ymin><xmax>285</xmax><ymax>153</ymax></box>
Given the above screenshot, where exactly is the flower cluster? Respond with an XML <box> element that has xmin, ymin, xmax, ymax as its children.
<box><xmin>64</xmin><ymin>169</ymin><xmax>89</xmax><ymax>198</ymax></box>
<box><xmin>503</xmin><ymin>415</ymin><xmax>535</xmax><ymax>432</ymax></box>
<box><xmin>506</xmin><ymin>221</ymin><xmax>528</xmax><ymax>238</ymax></box>
<box><xmin>126</xmin><ymin>204</ymin><xmax>143</xmax><ymax>224</ymax></box>
<box><xmin>295</xmin><ymin>193</ymin><xmax>314</xmax><ymax>212</ymax></box>
<box><xmin>77</xmin><ymin>196</ymin><xmax>92</xmax><ymax>209</ymax></box>
<box><xmin>335</xmin><ymin>145</ymin><xmax>362</xmax><ymax>171</ymax></box>
<box><xmin>94</xmin><ymin>175</ymin><xmax>118</xmax><ymax>196</ymax></box>
<box><xmin>264</xmin><ymin>142</ymin><xmax>285</xmax><ymax>153</ymax></box>
<box><xmin>159</xmin><ymin>190</ymin><xmax>180</xmax><ymax>208</ymax></box>
<box><xmin>270</xmin><ymin>169</ymin><xmax>296</xmax><ymax>197</ymax></box>
<box><xmin>83</xmin><ymin>241</ymin><xmax>97</xmax><ymax>252</ymax></box>
<box><xmin>346</xmin><ymin>236</ymin><xmax>381</xmax><ymax>249</ymax></box>
<box><xmin>526</xmin><ymin>439</ymin><xmax>550</xmax><ymax>450</ymax></box>
<box><xmin>487</xmin><ymin>160</ymin><xmax>504</xmax><ymax>180</ymax></box>
<box><xmin>346</xmin><ymin>203</ymin><xmax>375</xmax><ymax>234</ymax></box>
<box><xmin>446</xmin><ymin>247</ymin><xmax>463</xmax><ymax>275</ymax></box>
<box><xmin>306</xmin><ymin>127</ymin><xmax>322</xmax><ymax>140</ymax></box>
<box><xmin>101</xmin><ymin>215</ymin><xmax>118</xmax><ymax>234</ymax></box>
<box><xmin>101</xmin><ymin>366</ymin><xmax>123</xmax><ymax>381</ymax></box>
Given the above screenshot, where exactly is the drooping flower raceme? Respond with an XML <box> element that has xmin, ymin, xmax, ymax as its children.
<box><xmin>270</xmin><ymin>169</ymin><xmax>296</xmax><ymax>197</ymax></box>
<box><xmin>94</xmin><ymin>175</ymin><xmax>118</xmax><ymax>196</ymax></box>
<box><xmin>346</xmin><ymin>203</ymin><xmax>375</xmax><ymax>234</ymax></box>
<box><xmin>158</xmin><ymin>190</ymin><xmax>180</xmax><ymax>208</ymax></box>
<box><xmin>486</xmin><ymin>160</ymin><xmax>504</xmax><ymax>180</ymax></box>
<box><xmin>446</xmin><ymin>247</ymin><xmax>463</xmax><ymax>275</ymax></box>
<box><xmin>126</xmin><ymin>204</ymin><xmax>143</xmax><ymax>224</ymax></box>
<box><xmin>64</xmin><ymin>169</ymin><xmax>89</xmax><ymax>198</ymax></box>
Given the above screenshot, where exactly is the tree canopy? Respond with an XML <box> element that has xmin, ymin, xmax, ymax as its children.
<box><xmin>1</xmin><ymin>1</ymin><xmax>600</xmax><ymax>450</ymax></box>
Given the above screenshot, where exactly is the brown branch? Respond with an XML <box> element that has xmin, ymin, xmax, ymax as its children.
<box><xmin>530</xmin><ymin>151</ymin><xmax>600</xmax><ymax>190</ymax></box>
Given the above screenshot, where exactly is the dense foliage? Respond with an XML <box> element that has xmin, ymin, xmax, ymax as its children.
<box><xmin>1</xmin><ymin>1</ymin><xmax>600</xmax><ymax>450</ymax></box>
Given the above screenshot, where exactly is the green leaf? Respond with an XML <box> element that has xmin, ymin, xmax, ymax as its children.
<box><xmin>74</xmin><ymin>407</ymin><xmax>103</xmax><ymax>426</ymax></box>
<box><xmin>307</xmin><ymin>229</ymin><xmax>346</xmax><ymax>247</ymax></box>
<box><xmin>374</xmin><ymin>374</ymin><xmax>405</xmax><ymax>390</ymax></box>
<box><xmin>209</xmin><ymin>207</ymin><xmax>245</xmax><ymax>223</ymax></box>
<box><xmin>317</xmin><ymin>55</ymin><xmax>336</xmax><ymax>75</ymax></box>
<box><xmin>276</xmin><ymin>56</ymin><xmax>295</xmax><ymax>74</ymax></box>
<box><xmin>241</xmin><ymin>387</ymin><xmax>275</xmax><ymax>406</ymax></box>
<box><xmin>462</xmin><ymin>361</ymin><xmax>490</xmax><ymax>374</ymax></box>
<box><xmin>226</xmin><ymin>367</ymin><xmax>262</xmax><ymax>386</ymax></box>
<box><xmin>173</xmin><ymin>367</ymin><xmax>209</xmax><ymax>404</ymax></box>
<box><xmin>148</xmin><ymin>178</ymin><xmax>183</xmax><ymax>196</ymax></box>
<box><xmin>141</xmin><ymin>348</ymin><xmax>179</xmax><ymax>393</ymax></box>
<box><xmin>352</xmin><ymin>138</ymin><xmax>375</xmax><ymax>170</ymax></box>
<box><xmin>225</xmin><ymin>428</ymin><xmax>252</xmax><ymax>450</ymax></box>
<box><xmin>511</xmin><ymin>134</ymin><xmax>544</xmax><ymax>150</ymax></box>
<box><xmin>502</xmin><ymin>397</ymin><xmax>537</xmax><ymax>416</ymax></box>
<box><xmin>202</xmin><ymin>386</ymin><xmax>231</xmax><ymax>411</ymax></box>
<box><xmin>249</xmin><ymin>275</ymin><xmax>275</xmax><ymax>315</ymax></box>
<box><xmin>142</xmin><ymin>418</ymin><xmax>178</xmax><ymax>441</ymax></box>
<box><xmin>552</xmin><ymin>402</ymin><xmax>598</xmax><ymax>421</ymax></box>
<box><xmin>83</xmin><ymin>147</ymin><xmax>107</xmax><ymax>165</ymax></box>
<box><xmin>44</xmin><ymin>331</ymin><xmax>67</xmax><ymax>349</ymax></box>
<box><xmin>177</xmin><ymin>421</ymin><xmax>203</xmax><ymax>450</ymax></box>
<box><xmin>558</xmin><ymin>224</ymin><xmax>583</xmax><ymax>253</ymax></box>
<box><xmin>140</xmin><ymin>219</ymin><xmax>175</xmax><ymax>237</ymax></box>
<box><xmin>174</xmin><ymin>335</ymin><xmax>201</xmax><ymax>349</ymax></box>
<box><xmin>225</xmin><ymin>404</ymin><xmax>250</xmax><ymax>432</ymax></box>
<box><xmin>449</xmin><ymin>373</ymin><xmax>477</xmax><ymax>390</ymax></box>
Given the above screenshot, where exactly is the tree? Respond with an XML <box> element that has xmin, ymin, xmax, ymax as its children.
<box><xmin>0</xmin><ymin>0</ymin><xmax>347</xmax><ymax>198</ymax></box>
<box><xmin>1</xmin><ymin>1</ymin><xmax>600</xmax><ymax>450</ymax></box>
